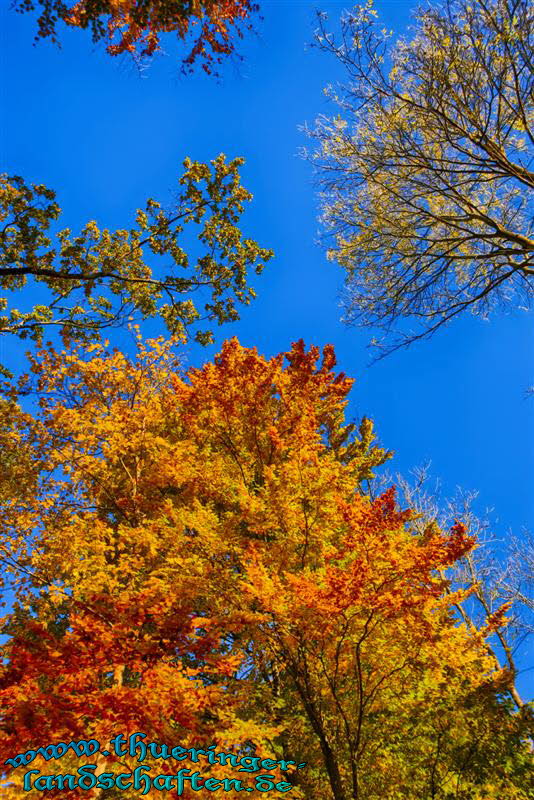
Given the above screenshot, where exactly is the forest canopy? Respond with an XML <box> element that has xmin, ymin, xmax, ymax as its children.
<box><xmin>1</xmin><ymin>0</ymin><xmax>533</xmax><ymax>797</ymax></box>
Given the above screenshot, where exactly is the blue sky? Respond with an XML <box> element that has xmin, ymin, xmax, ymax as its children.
<box><xmin>1</xmin><ymin>1</ymin><xmax>533</xmax><ymax>693</ymax></box>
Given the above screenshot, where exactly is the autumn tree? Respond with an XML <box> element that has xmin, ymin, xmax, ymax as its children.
<box><xmin>309</xmin><ymin>0</ymin><xmax>534</xmax><ymax>354</ymax></box>
<box><xmin>1</xmin><ymin>337</ymin><xmax>532</xmax><ymax>797</ymax></box>
<box><xmin>0</xmin><ymin>155</ymin><xmax>272</xmax><ymax>356</ymax></box>
<box><xmin>12</xmin><ymin>0</ymin><xmax>260</xmax><ymax>75</ymax></box>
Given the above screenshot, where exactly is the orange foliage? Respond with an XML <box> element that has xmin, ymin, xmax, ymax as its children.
<box><xmin>0</xmin><ymin>337</ymin><xmax>529</xmax><ymax>799</ymax></box>
<box><xmin>16</xmin><ymin>0</ymin><xmax>259</xmax><ymax>73</ymax></box>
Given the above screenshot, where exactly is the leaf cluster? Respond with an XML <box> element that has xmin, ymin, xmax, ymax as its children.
<box><xmin>13</xmin><ymin>0</ymin><xmax>260</xmax><ymax>74</ymax></box>
<box><xmin>0</xmin><ymin>155</ymin><xmax>273</xmax><ymax>350</ymax></box>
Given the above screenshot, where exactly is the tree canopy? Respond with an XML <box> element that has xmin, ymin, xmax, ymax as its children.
<box><xmin>0</xmin><ymin>155</ymin><xmax>273</xmax><ymax>353</ymax></box>
<box><xmin>1</xmin><ymin>337</ymin><xmax>532</xmax><ymax>798</ymax></box>
<box><xmin>310</xmin><ymin>0</ymin><xmax>534</xmax><ymax>353</ymax></box>
<box><xmin>13</xmin><ymin>0</ymin><xmax>260</xmax><ymax>74</ymax></box>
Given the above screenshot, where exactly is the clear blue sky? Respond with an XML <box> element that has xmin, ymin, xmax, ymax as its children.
<box><xmin>1</xmin><ymin>1</ymin><xmax>532</xmax><ymax>694</ymax></box>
